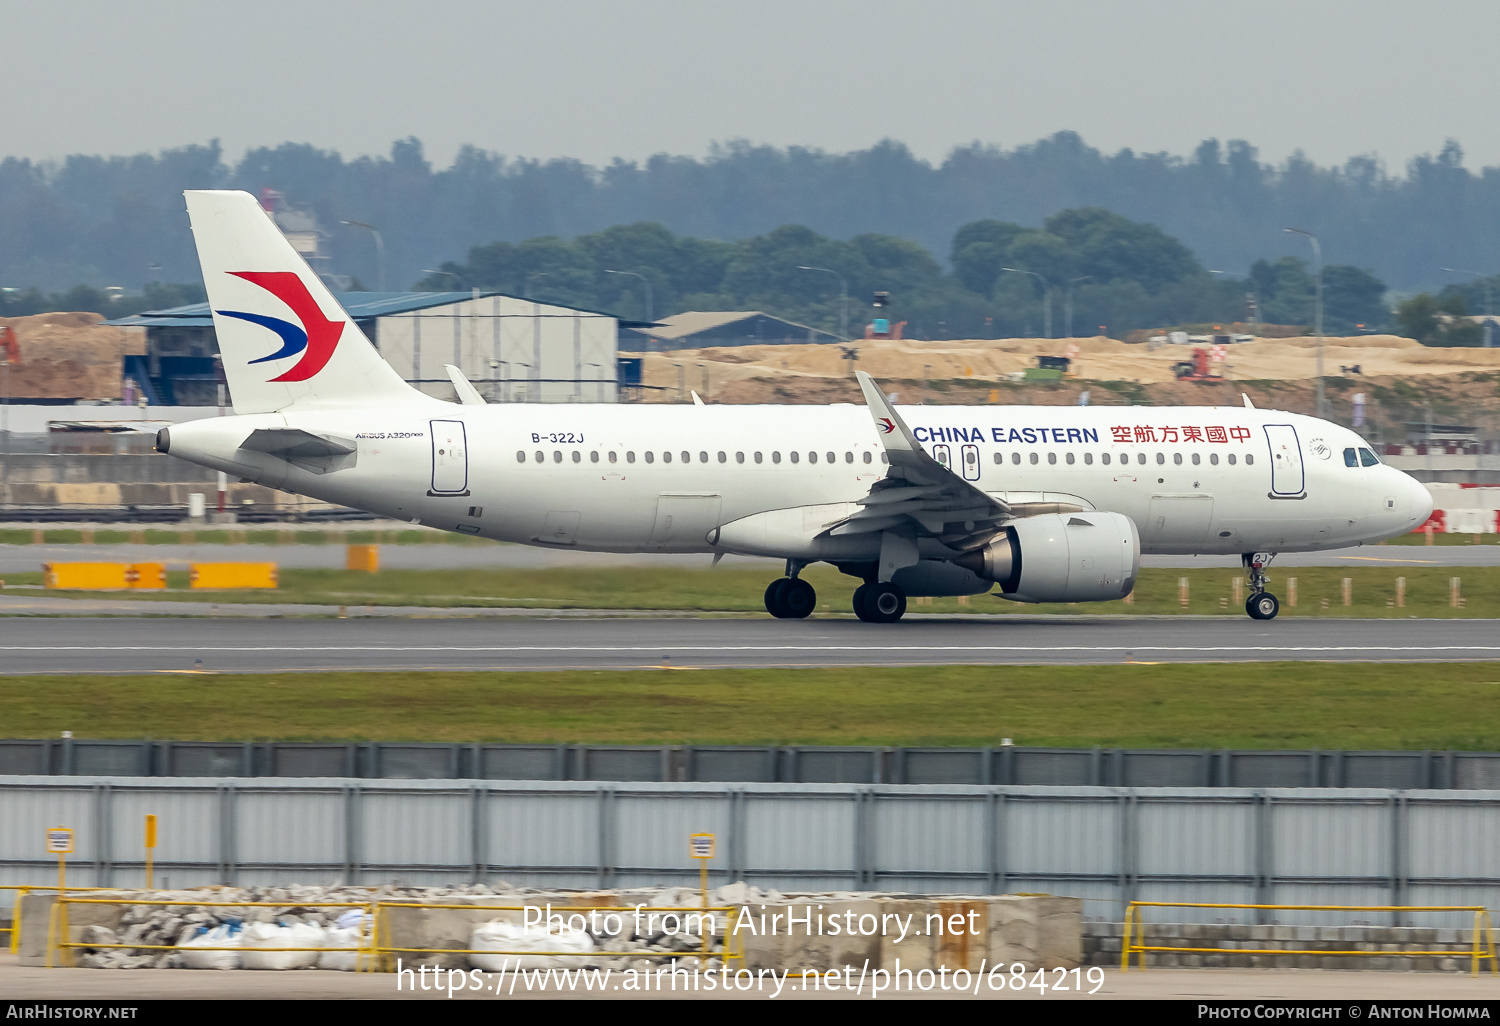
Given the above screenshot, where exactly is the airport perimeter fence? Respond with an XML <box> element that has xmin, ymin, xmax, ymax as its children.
<box><xmin>2</xmin><ymin>739</ymin><xmax>1498</xmax><ymax>790</ymax></box>
<box><xmin>4</xmin><ymin>776</ymin><xmax>1500</xmax><ymax>927</ymax></box>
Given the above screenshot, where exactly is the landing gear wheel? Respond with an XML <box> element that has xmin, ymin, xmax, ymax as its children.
<box><xmin>863</xmin><ymin>582</ymin><xmax>907</xmax><ymax>624</ymax></box>
<box><xmin>852</xmin><ymin>583</ymin><xmax>872</xmax><ymax>622</ymax></box>
<box><xmin>1246</xmin><ymin>592</ymin><xmax>1280</xmax><ymax>620</ymax></box>
<box><xmin>779</xmin><ymin>578</ymin><xmax>816</xmax><ymax>619</ymax></box>
<box><xmin>763</xmin><ymin>578</ymin><xmax>789</xmax><ymax>617</ymax></box>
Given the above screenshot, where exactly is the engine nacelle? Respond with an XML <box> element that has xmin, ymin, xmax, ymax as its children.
<box><xmin>954</xmin><ymin>511</ymin><xmax>1139</xmax><ymax>603</ymax></box>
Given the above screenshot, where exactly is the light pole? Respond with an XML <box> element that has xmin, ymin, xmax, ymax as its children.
<box><xmin>1284</xmin><ymin>228</ymin><xmax>1324</xmax><ymax>417</ymax></box>
<box><xmin>1002</xmin><ymin>267</ymin><xmax>1053</xmax><ymax>338</ymax></box>
<box><xmin>1209</xmin><ymin>269</ymin><xmax>1261</xmax><ymax>332</ymax></box>
<box><xmin>796</xmin><ymin>265</ymin><xmax>848</xmax><ymax>340</ymax></box>
<box><xmin>604</xmin><ymin>269</ymin><xmax>653</xmax><ymax>323</ymax></box>
<box><xmin>422</xmin><ymin>268</ymin><xmax>460</xmax><ymax>291</ymax></box>
<box><xmin>1441</xmin><ymin>268</ymin><xmax>1493</xmax><ymax>347</ymax></box>
<box><xmin>340</xmin><ymin>220</ymin><xmax>385</xmax><ymax>292</ymax></box>
<box><xmin>1065</xmin><ymin>276</ymin><xmax>1091</xmax><ymax>339</ymax></box>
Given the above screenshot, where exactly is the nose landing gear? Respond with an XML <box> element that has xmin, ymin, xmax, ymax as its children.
<box><xmin>1243</xmin><ymin>552</ymin><xmax>1280</xmax><ymax>620</ymax></box>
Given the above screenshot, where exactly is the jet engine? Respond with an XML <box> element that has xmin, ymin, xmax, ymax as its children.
<box><xmin>953</xmin><ymin>511</ymin><xmax>1139</xmax><ymax>603</ymax></box>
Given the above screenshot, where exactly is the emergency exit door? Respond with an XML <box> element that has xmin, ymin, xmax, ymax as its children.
<box><xmin>1264</xmin><ymin>424</ymin><xmax>1305</xmax><ymax>498</ymax></box>
<box><xmin>429</xmin><ymin>420</ymin><xmax>469</xmax><ymax>495</ymax></box>
<box><xmin>961</xmin><ymin>443</ymin><xmax>981</xmax><ymax>481</ymax></box>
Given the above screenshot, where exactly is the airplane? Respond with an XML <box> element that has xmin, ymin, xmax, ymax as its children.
<box><xmin>155</xmin><ymin>190</ymin><xmax>1434</xmax><ymax>622</ymax></box>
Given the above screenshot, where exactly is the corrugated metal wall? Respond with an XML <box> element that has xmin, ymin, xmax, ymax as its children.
<box><xmin>5</xmin><ymin>777</ymin><xmax>1500</xmax><ymax>928</ymax></box>
<box><xmin>374</xmin><ymin>296</ymin><xmax>617</xmax><ymax>403</ymax></box>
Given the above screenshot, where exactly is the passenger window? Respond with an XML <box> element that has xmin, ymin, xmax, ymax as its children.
<box><xmin>1228</xmin><ymin>454</ymin><xmax>1237</xmax><ymax>465</ymax></box>
<box><xmin>1101</xmin><ymin>452</ymin><xmax>1111</xmax><ymax>465</ymax></box>
<box><xmin>663</xmin><ymin>451</ymin><xmax>672</xmax><ymax>463</ymax></box>
<box><xmin>993</xmin><ymin>453</ymin><xmax>1002</xmax><ymax>465</ymax></box>
<box><xmin>862</xmin><ymin>452</ymin><xmax>871</xmax><ymax>464</ymax></box>
<box><xmin>1137</xmin><ymin>453</ymin><xmax>1147</xmax><ymax>465</ymax></box>
<box><xmin>645</xmin><ymin>451</ymin><xmax>654</xmax><ymax>464</ymax></box>
<box><xmin>572</xmin><ymin>451</ymin><xmax>581</xmax><ymax>463</ymax></box>
<box><xmin>1011</xmin><ymin>452</ymin><xmax>1021</xmax><ymax>465</ymax></box>
<box><xmin>1066</xmin><ymin>452</ymin><xmax>1075</xmax><ymax>465</ymax></box>
<box><xmin>1359</xmin><ymin>448</ymin><xmax>1379</xmax><ymax>467</ymax></box>
<box><xmin>844</xmin><ymin>452</ymin><xmax>852</xmax><ymax>463</ymax></box>
<box><xmin>609</xmin><ymin>452</ymin><xmax>618</xmax><ymax>463</ymax></box>
<box><xmin>1191</xmin><ymin>453</ymin><xmax>1200</xmax><ymax>466</ymax></box>
<box><xmin>808</xmin><ymin>451</ymin><xmax>817</xmax><ymax>464</ymax></box>
<box><xmin>626</xmin><ymin>451</ymin><xmax>635</xmax><ymax>463</ymax></box>
<box><xmin>755</xmin><ymin>452</ymin><xmax>763</xmax><ymax>464</ymax></box>
<box><xmin>735</xmin><ymin>452</ymin><xmax>744</xmax><ymax>463</ymax></box>
<box><xmin>516</xmin><ymin>450</ymin><xmax>526</xmax><ymax>463</ymax></box>
<box><xmin>827</xmin><ymin>451</ymin><xmax>836</xmax><ymax>464</ymax></box>
<box><xmin>1245</xmin><ymin>454</ymin><xmax>1254</xmax><ymax>465</ymax></box>
<box><xmin>1344</xmin><ymin>447</ymin><xmax>1358</xmax><ymax>467</ymax></box>
<box><xmin>772</xmin><ymin>452</ymin><xmax>782</xmax><ymax>464</ymax></box>
<box><xmin>590</xmin><ymin>451</ymin><xmax>599</xmax><ymax>463</ymax></box>
<box><xmin>700</xmin><ymin>451</ymin><xmax>709</xmax><ymax>463</ymax></box>
<box><xmin>553</xmin><ymin>451</ymin><xmax>562</xmax><ymax>463</ymax></box>
<box><xmin>1209</xmin><ymin>453</ymin><xmax>1218</xmax><ymax>466</ymax></box>
<box><xmin>789</xmin><ymin>451</ymin><xmax>799</xmax><ymax>464</ymax></box>
<box><xmin>1084</xmin><ymin>452</ymin><xmax>1093</xmax><ymax>465</ymax></box>
<box><xmin>717</xmin><ymin>451</ymin><xmax>726</xmax><ymax>463</ymax></box>
<box><xmin>1156</xmin><ymin>452</ymin><xmax>1165</xmax><ymax>465</ymax></box>
<box><xmin>682</xmin><ymin>451</ymin><xmax>691</xmax><ymax>463</ymax></box>
<box><xmin>1047</xmin><ymin>452</ymin><xmax>1057</xmax><ymax>465</ymax></box>
<box><xmin>534</xmin><ymin>451</ymin><xmax>544</xmax><ymax>463</ymax></box>
<box><xmin>881</xmin><ymin>453</ymin><xmax>889</xmax><ymax>464</ymax></box>
<box><xmin>1173</xmin><ymin>453</ymin><xmax>1182</xmax><ymax>465</ymax></box>
<box><xmin>1029</xmin><ymin>452</ymin><xmax>1039</xmax><ymax>465</ymax></box>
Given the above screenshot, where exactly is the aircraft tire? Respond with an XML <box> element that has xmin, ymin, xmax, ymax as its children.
<box><xmin>1246</xmin><ymin>592</ymin><xmax>1279</xmax><ymax>620</ymax></box>
<box><xmin>780</xmin><ymin>578</ymin><xmax>817</xmax><ymax>619</ymax></box>
<box><xmin>865</xmin><ymin>582</ymin><xmax>907</xmax><ymax>624</ymax></box>
<box><xmin>852</xmin><ymin>583</ymin><xmax>873</xmax><ymax>622</ymax></box>
<box><xmin>764</xmin><ymin>578</ymin><xmax>790</xmax><ymax>618</ymax></box>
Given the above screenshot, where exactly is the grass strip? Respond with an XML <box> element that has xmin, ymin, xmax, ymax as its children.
<box><xmin>11</xmin><ymin>564</ymin><xmax>1500</xmax><ymax>617</ymax></box>
<box><xmin>3</xmin><ymin>663</ymin><xmax>1500</xmax><ymax>749</ymax></box>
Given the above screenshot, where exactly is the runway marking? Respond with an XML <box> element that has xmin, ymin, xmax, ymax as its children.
<box><xmin>1337</xmin><ymin>556</ymin><xmax>1440</xmax><ymax>564</ymax></box>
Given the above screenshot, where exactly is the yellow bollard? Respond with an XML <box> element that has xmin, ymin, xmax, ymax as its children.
<box><xmin>346</xmin><ymin>544</ymin><xmax>380</xmax><ymax>573</ymax></box>
<box><xmin>1452</xmin><ymin>577</ymin><xmax>1463</xmax><ymax>608</ymax></box>
<box><xmin>1342</xmin><ymin>577</ymin><xmax>1352</xmax><ymax>607</ymax></box>
<box><xmin>1396</xmin><ymin>577</ymin><xmax>1405</xmax><ymax>608</ymax></box>
<box><xmin>1288</xmin><ymin>578</ymin><xmax>1298</xmax><ymax>607</ymax></box>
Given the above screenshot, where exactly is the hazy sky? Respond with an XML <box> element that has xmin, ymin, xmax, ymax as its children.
<box><xmin>8</xmin><ymin>0</ymin><xmax>1500</xmax><ymax>172</ymax></box>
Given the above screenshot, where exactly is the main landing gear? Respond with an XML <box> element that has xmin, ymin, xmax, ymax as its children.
<box><xmin>852</xmin><ymin>581</ymin><xmax>906</xmax><ymax>624</ymax></box>
<box><xmin>1243</xmin><ymin>552</ymin><xmax>1280</xmax><ymax>620</ymax></box>
<box><xmin>764</xmin><ymin>561</ymin><xmax>816</xmax><ymax>619</ymax></box>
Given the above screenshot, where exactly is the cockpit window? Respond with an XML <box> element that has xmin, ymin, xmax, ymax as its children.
<box><xmin>1359</xmin><ymin>447</ymin><xmax>1380</xmax><ymax>467</ymax></box>
<box><xmin>1343</xmin><ymin>447</ymin><xmax>1358</xmax><ymax>467</ymax></box>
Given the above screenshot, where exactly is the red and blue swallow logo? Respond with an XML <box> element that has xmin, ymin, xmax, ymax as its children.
<box><xmin>215</xmin><ymin>271</ymin><xmax>344</xmax><ymax>382</ymax></box>
<box><xmin>878</xmin><ymin>417</ymin><xmax>896</xmax><ymax>434</ymax></box>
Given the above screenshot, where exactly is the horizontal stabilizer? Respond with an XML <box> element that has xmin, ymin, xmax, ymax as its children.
<box><xmin>239</xmin><ymin>428</ymin><xmax>356</xmax><ymax>459</ymax></box>
<box><xmin>445</xmin><ymin>364</ymin><xmax>487</xmax><ymax>405</ymax></box>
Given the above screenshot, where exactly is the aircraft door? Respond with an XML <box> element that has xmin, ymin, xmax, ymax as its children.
<box><xmin>1264</xmin><ymin>424</ymin><xmax>1305</xmax><ymax>497</ymax></box>
<box><xmin>961</xmin><ymin>443</ymin><xmax>981</xmax><ymax>481</ymax></box>
<box><xmin>932</xmin><ymin>444</ymin><xmax>952</xmax><ymax>471</ymax></box>
<box><xmin>429</xmin><ymin>419</ymin><xmax>469</xmax><ymax>495</ymax></box>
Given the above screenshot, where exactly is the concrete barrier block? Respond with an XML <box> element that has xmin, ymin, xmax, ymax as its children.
<box><xmin>741</xmin><ymin>898</ymin><xmax>881</xmax><ymax>974</ymax></box>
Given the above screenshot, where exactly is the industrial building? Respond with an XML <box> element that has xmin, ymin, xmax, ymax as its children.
<box><xmin>621</xmin><ymin>310</ymin><xmax>840</xmax><ymax>350</ymax></box>
<box><xmin>109</xmin><ymin>291</ymin><xmax>636</xmax><ymax>404</ymax></box>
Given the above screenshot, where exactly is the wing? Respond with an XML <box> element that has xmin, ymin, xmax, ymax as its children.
<box><xmin>826</xmin><ymin>371</ymin><xmax>1012</xmax><ymax>553</ymax></box>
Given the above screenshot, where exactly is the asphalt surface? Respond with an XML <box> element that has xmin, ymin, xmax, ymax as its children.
<box><xmin>6</xmin><ymin>541</ymin><xmax>1500</xmax><ymax>572</ymax></box>
<box><xmin>4</xmin><ymin>614</ymin><xmax>1500</xmax><ymax>673</ymax></box>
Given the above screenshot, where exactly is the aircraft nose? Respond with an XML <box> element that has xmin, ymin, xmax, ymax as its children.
<box><xmin>1406</xmin><ymin>474</ymin><xmax>1433</xmax><ymax>525</ymax></box>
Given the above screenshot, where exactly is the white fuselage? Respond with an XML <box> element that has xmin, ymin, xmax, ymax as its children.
<box><xmin>164</xmin><ymin>401</ymin><xmax>1433</xmax><ymax>560</ymax></box>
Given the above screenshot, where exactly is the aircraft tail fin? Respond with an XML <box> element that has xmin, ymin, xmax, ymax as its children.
<box><xmin>185</xmin><ymin>190</ymin><xmax>424</xmax><ymax>413</ymax></box>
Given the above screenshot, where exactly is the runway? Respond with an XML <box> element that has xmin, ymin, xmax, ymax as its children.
<box><xmin>5</xmin><ymin>615</ymin><xmax>1500</xmax><ymax>673</ymax></box>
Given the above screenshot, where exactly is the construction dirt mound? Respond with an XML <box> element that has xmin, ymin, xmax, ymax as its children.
<box><xmin>0</xmin><ymin>311</ymin><xmax>143</xmax><ymax>400</ymax></box>
<box><xmin>627</xmin><ymin>334</ymin><xmax>1500</xmax><ymax>399</ymax></box>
